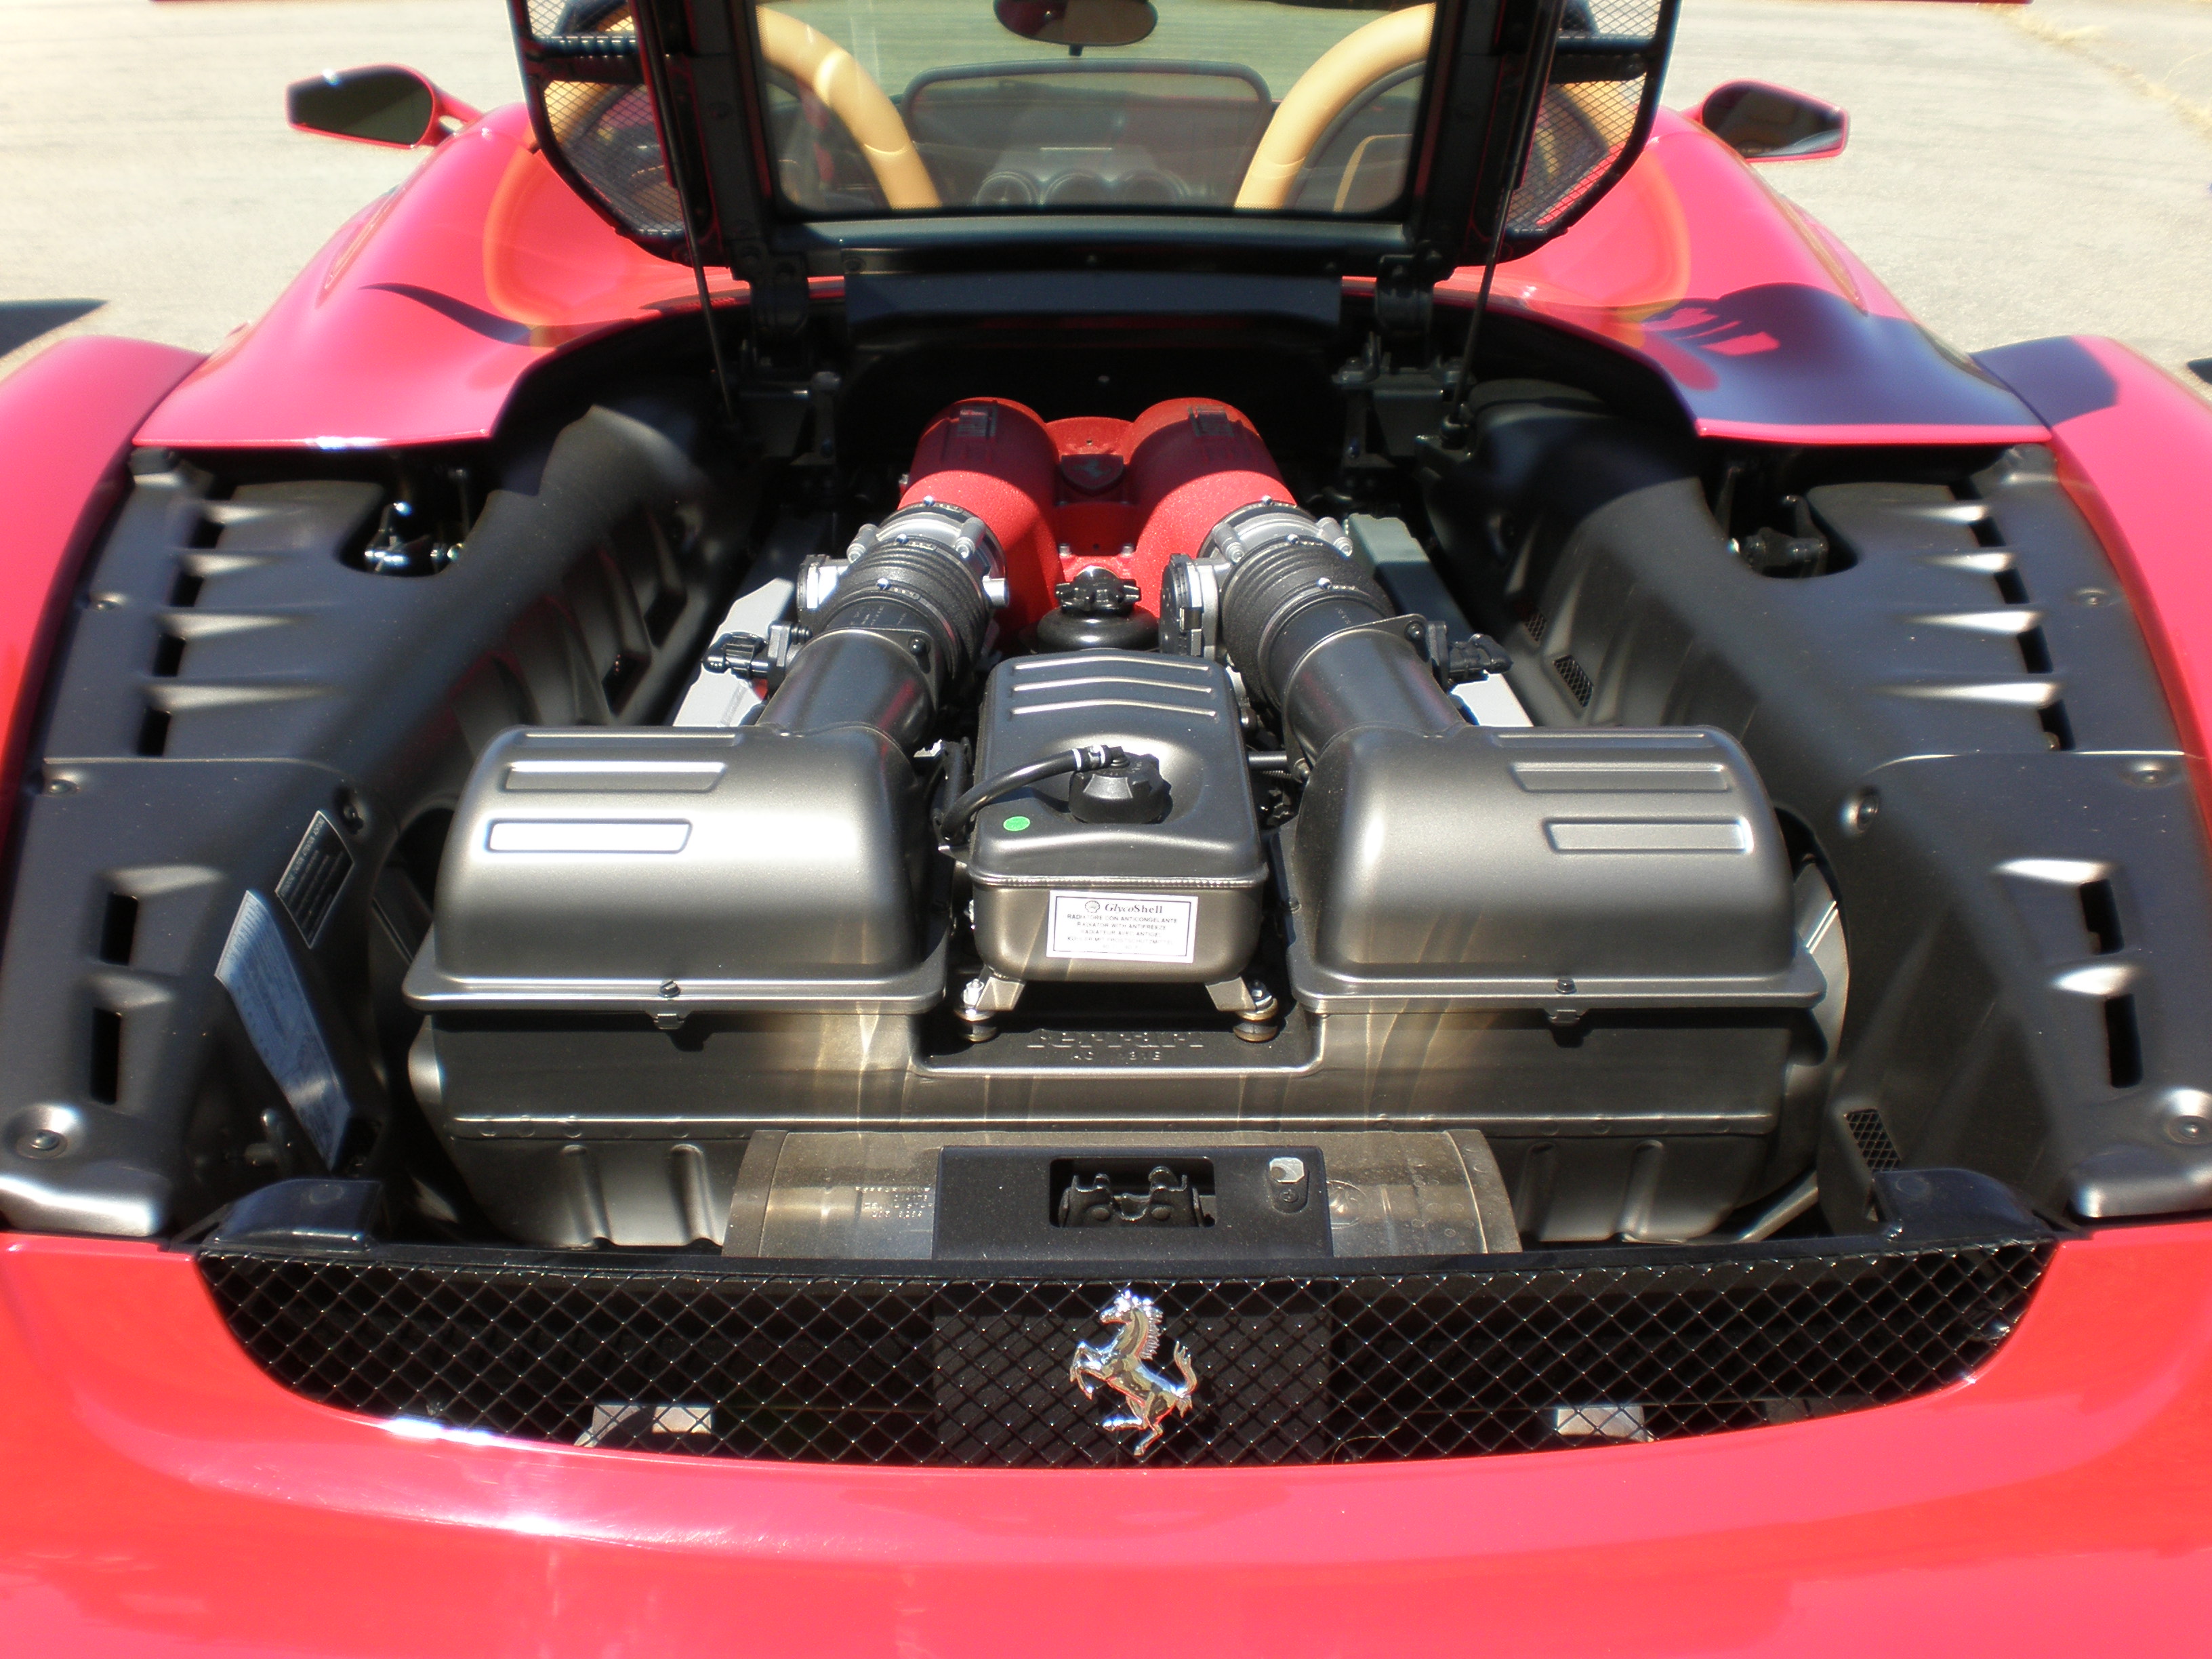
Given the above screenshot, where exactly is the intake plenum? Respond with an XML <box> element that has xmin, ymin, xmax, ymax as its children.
<box><xmin>1203</xmin><ymin>502</ymin><xmax>1464</xmax><ymax>761</ymax></box>
<box><xmin>758</xmin><ymin>504</ymin><xmax>1005</xmax><ymax>750</ymax></box>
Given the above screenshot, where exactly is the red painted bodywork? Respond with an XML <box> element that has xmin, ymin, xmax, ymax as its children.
<box><xmin>1457</xmin><ymin>110</ymin><xmax>2047</xmax><ymax>445</ymax></box>
<box><xmin>136</xmin><ymin>105</ymin><xmax>710</xmax><ymax>450</ymax></box>
<box><xmin>3</xmin><ymin>1223</ymin><xmax>2212</xmax><ymax>1654</ymax></box>
<box><xmin>131</xmin><ymin>107</ymin><xmax>2044</xmax><ymax>453</ymax></box>
<box><xmin>0</xmin><ymin>335</ymin><xmax>203</xmax><ymax>853</ymax></box>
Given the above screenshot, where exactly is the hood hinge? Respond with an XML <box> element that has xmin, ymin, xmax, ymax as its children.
<box><xmin>1372</xmin><ymin>254</ymin><xmax>1437</xmax><ymax>354</ymax></box>
<box><xmin>739</xmin><ymin>245</ymin><xmax>812</xmax><ymax>348</ymax></box>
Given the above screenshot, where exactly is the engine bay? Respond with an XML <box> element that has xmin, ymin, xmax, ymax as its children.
<box><xmin>397</xmin><ymin>394</ymin><xmax>1826</xmax><ymax>1250</ymax></box>
<box><xmin>5</xmin><ymin>299</ymin><xmax>2208</xmax><ymax>1267</ymax></box>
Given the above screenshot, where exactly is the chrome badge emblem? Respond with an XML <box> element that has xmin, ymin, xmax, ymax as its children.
<box><xmin>1069</xmin><ymin>1288</ymin><xmax>1198</xmax><ymax>1457</ymax></box>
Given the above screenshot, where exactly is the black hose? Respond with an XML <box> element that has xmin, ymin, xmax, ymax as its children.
<box><xmin>938</xmin><ymin>743</ymin><xmax>1126</xmax><ymax>843</ymax></box>
<box><xmin>759</xmin><ymin>506</ymin><xmax>1000</xmax><ymax>750</ymax></box>
<box><xmin>1210</xmin><ymin>507</ymin><xmax>1462</xmax><ymax>761</ymax></box>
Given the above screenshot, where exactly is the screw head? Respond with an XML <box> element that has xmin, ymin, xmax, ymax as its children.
<box><xmin>20</xmin><ymin>1130</ymin><xmax>65</xmax><ymax>1158</ymax></box>
<box><xmin>43</xmin><ymin>777</ymin><xmax>76</xmax><ymax>796</ymax></box>
<box><xmin>658</xmin><ymin>979</ymin><xmax>680</xmax><ymax>1000</ymax></box>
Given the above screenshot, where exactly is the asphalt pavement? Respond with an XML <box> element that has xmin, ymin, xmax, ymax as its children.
<box><xmin>3</xmin><ymin>0</ymin><xmax>2210</xmax><ymax>393</ymax></box>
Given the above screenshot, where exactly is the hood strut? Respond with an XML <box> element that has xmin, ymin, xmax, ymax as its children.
<box><xmin>632</xmin><ymin>0</ymin><xmax>736</xmax><ymax>421</ymax></box>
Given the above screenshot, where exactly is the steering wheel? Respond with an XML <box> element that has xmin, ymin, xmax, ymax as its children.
<box><xmin>756</xmin><ymin>7</ymin><xmax>940</xmax><ymax>210</ymax></box>
<box><xmin>1234</xmin><ymin>3</ymin><xmax>1433</xmax><ymax>211</ymax></box>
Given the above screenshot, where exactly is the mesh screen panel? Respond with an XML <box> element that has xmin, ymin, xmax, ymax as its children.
<box><xmin>1504</xmin><ymin>0</ymin><xmax>1674</xmax><ymax>245</ymax></box>
<box><xmin>200</xmin><ymin>1238</ymin><xmax>2048</xmax><ymax>1468</ymax></box>
<box><xmin>511</xmin><ymin>0</ymin><xmax>683</xmax><ymax>249</ymax></box>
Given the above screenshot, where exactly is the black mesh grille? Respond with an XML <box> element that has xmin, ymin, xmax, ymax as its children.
<box><xmin>1848</xmin><ymin>1108</ymin><xmax>1904</xmax><ymax>1174</ymax></box>
<box><xmin>1504</xmin><ymin>0</ymin><xmax>1677</xmax><ymax>247</ymax></box>
<box><xmin>199</xmin><ymin>1238</ymin><xmax>2048</xmax><ymax>1467</ymax></box>
<box><xmin>1553</xmin><ymin>653</ymin><xmax>1594</xmax><ymax>705</ymax></box>
<box><xmin>510</xmin><ymin>0</ymin><xmax>682</xmax><ymax>249</ymax></box>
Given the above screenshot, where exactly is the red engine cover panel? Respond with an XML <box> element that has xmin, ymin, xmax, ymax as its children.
<box><xmin>898</xmin><ymin>398</ymin><xmax>1290</xmax><ymax>628</ymax></box>
<box><xmin>1126</xmin><ymin>400</ymin><xmax>1288</xmax><ymax>582</ymax></box>
<box><xmin>899</xmin><ymin>398</ymin><xmax>1064</xmax><ymax>629</ymax></box>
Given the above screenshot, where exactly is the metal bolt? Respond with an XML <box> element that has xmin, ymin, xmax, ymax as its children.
<box><xmin>1556</xmin><ymin>976</ymin><xmax>1576</xmax><ymax>994</ymax></box>
<box><xmin>20</xmin><ymin>1130</ymin><xmax>64</xmax><ymax>1157</ymax></box>
<box><xmin>658</xmin><ymin>979</ymin><xmax>680</xmax><ymax>1000</ymax></box>
<box><xmin>43</xmin><ymin>777</ymin><xmax>75</xmax><ymax>796</ymax></box>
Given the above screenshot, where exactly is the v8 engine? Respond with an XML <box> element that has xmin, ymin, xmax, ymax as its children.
<box><xmin>403</xmin><ymin>398</ymin><xmax>1824</xmax><ymax>1253</ymax></box>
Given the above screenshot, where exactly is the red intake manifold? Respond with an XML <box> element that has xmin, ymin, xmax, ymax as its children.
<box><xmin>898</xmin><ymin>397</ymin><xmax>1289</xmax><ymax>633</ymax></box>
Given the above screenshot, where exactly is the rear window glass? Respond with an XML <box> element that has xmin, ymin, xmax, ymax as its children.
<box><xmin>748</xmin><ymin>0</ymin><xmax>1435</xmax><ymax>217</ymax></box>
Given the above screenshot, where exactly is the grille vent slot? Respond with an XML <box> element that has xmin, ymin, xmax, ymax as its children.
<box><xmin>88</xmin><ymin>1006</ymin><xmax>122</xmax><ymax>1105</ymax></box>
<box><xmin>2079</xmin><ymin>879</ymin><xmax>2123</xmax><ymax>955</ymax></box>
<box><xmin>2105</xmin><ymin>995</ymin><xmax>2144</xmax><ymax>1088</ymax></box>
<box><xmin>134</xmin><ymin>707</ymin><xmax>170</xmax><ymax>757</ymax></box>
<box><xmin>1553</xmin><ymin>654</ymin><xmax>1593</xmax><ymax>707</ymax></box>
<box><xmin>1845</xmin><ymin>1107</ymin><xmax>1902</xmax><ymax>1173</ymax></box>
<box><xmin>98</xmin><ymin>893</ymin><xmax>139</xmax><ymax>965</ymax></box>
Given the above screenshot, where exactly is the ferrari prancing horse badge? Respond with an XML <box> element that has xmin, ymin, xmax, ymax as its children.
<box><xmin>1069</xmin><ymin>1288</ymin><xmax>1199</xmax><ymax>1457</ymax></box>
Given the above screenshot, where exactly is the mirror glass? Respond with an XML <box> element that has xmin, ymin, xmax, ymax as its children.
<box><xmin>1698</xmin><ymin>80</ymin><xmax>1847</xmax><ymax>161</ymax></box>
<box><xmin>288</xmin><ymin>68</ymin><xmax>438</xmax><ymax>148</ymax></box>
<box><xmin>993</xmin><ymin>0</ymin><xmax>1159</xmax><ymax>49</ymax></box>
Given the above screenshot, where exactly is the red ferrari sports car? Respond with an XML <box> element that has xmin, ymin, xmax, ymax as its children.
<box><xmin>7</xmin><ymin>0</ymin><xmax>2212</xmax><ymax>1650</ymax></box>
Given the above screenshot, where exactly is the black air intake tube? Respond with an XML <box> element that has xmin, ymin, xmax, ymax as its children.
<box><xmin>1209</xmin><ymin>504</ymin><xmax>1463</xmax><ymax>760</ymax></box>
<box><xmin>758</xmin><ymin>504</ymin><xmax>1002</xmax><ymax>751</ymax></box>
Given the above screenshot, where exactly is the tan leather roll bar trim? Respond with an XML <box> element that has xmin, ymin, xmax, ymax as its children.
<box><xmin>756</xmin><ymin>7</ymin><xmax>941</xmax><ymax>210</ymax></box>
<box><xmin>1233</xmin><ymin>3</ymin><xmax>1433</xmax><ymax>211</ymax></box>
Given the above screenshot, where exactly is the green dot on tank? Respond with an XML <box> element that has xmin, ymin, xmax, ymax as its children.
<box><xmin>1002</xmin><ymin>815</ymin><xmax>1031</xmax><ymax>832</ymax></box>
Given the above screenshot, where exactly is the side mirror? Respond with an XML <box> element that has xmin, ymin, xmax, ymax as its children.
<box><xmin>287</xmin><ymin>66</ymin><xmax>482</xmax><ymax>150</ymax></box>
<box><xmin>1694</xmin><ymin>80</ymin><xmax>1848</xmax><ymax>163</ymax></box>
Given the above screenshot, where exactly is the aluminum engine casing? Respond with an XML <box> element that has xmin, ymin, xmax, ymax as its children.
<box><xmin>404</xmin><ymin>726</ymin><xmax>938</xmax><ymax>1015</ymax></box>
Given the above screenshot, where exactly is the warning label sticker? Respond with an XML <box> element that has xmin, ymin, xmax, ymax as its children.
<box><xmin>1046</xmin><ymin>891</ymin><xmax>1197</xmax><ymax>964</ymax></box>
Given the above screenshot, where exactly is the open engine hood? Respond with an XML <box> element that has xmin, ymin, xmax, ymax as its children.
<box><xmin>508</xmin><ymin>0</ymin><xmax>1677</xmax><ymax>325</ymax></box>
